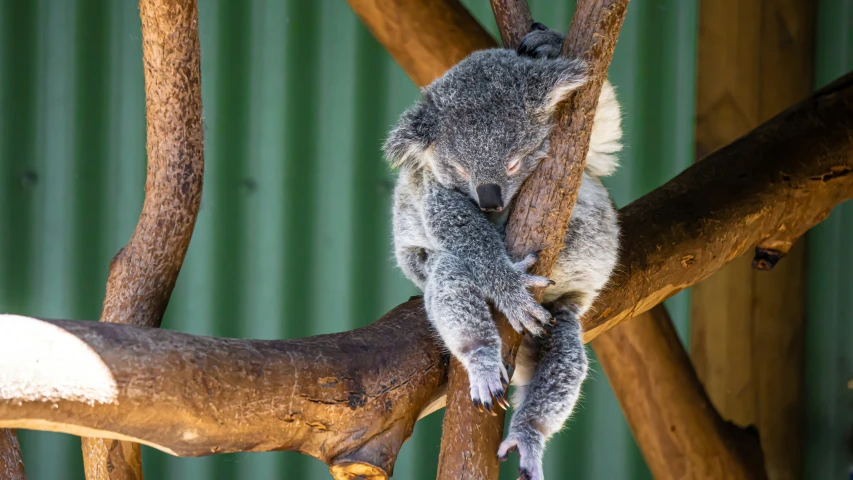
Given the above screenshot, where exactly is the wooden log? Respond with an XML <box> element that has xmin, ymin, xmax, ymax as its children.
<box><xmin>80</xmin><ymin>0</ymin><xmax>205</xmax><ymax>478</ymax></box>
<box><xmin>0</xmin><ymin>74</ymin><xmax>852</xmax><ymax>467</ymax></box>
<box><xmin>690</xmin><ymin>1</ymin><xmax>814</xmax><ymax>478</ymax></box>
<box><xmin>0</xmin><ymin>306</ymin><xmax>443</xmax><ymax>478</ymax></box>
<box><xmin>582</xmin><ymin>70</ymin><xmax>853</xmax><ymax>341</ymax></box>
<box><xmin>437</xmin><ymin>1</ymin><xmax>629</xmax><ymax>478</ymax></box>
<box><xmin>345</xmin><ymin>0</ymin><xmax>496</xmax><ymax>87</ymax></box>
<box><xmin>0</xmin><ymin>429</ymin><xmax>25</xmax><ymax>480</ymax></box>
<box><xmin>594</xmin><ymin>306</ymin><xmax>767</xmax><ymax>479</ymax></box>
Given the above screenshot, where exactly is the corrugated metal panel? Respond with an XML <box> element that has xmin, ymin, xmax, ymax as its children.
<box><xmin>804</xmin><ymin>1</ymin><xmax>853</xmax><ymax>478</ymax></box>
<box><xmin>0</xmin><ymin>0</ymin><xmax>776</xmax><ymax>479</ymax></box>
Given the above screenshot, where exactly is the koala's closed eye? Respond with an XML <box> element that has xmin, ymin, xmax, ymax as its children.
<box><xmin>454</xmin><ymin>163</ymin><xmax>470</xmax><ymax>179</ymax></box>
<box><xmin>507</xmin><ymin>158</ymin><xmax>521</xmax><ymax>175</ymax></box>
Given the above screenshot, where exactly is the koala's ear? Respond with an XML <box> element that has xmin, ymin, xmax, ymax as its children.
<box><xmin>383</xmin><ymin>93</ymin><xmax>439</xmax><ymax>170</ymax></box>
<box><xmin>529</xmin><ymin>57</ymin><xmax>588</xmax><ymax>116</ymax></box>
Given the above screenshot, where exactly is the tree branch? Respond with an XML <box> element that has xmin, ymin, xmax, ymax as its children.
<box><xmin>0</xmin><ymin>429</ymin><xmax>25</xmax><ymax>480</ymax></box>
<box><xmin>437</xmin><ymin>2</ymin><xmax>629</xmax><ymax>478</ymax></box>
<box><xmin>488</xmin><ymin>0</ymin><xmax>534</xmax><ymax>48</ymax></box>
<box><xmin>582</xmin><ymin>71</ymin><xmax>853</xmax><ymax>341</ymax></box>
<box><xmin>81</xmin><ymin>0</ymin><xmax>204</xmax><ymax>478</ymax></box>
<box><xmin>594</xmin><ymin>305</ymin><xmax>767</xmax><ymax>479</ymax></box>
<box><xmin>0</xmin><ymin>72</ymin><xmax>851</xmax><ymax>471</ymax></box>
<box><xmin>345</xmin><ymin>0</ymin><xmax>496</xmax><ymax>87</ymax></box>
<box><xmin>0</xmin><ymin>305</ymin><xmax>442</xmax><ymax>478</ymax></box>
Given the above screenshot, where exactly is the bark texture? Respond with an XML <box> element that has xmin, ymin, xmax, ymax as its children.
<box><xmin>489</xmin><ymin>0</ymin><xmax>534</xmax><ymax>47</ymax></box>
<box><xmin>583</xmin><ymin>71</ymin><xmax>853</xmax><ymax>341</ymax></box>
<box><xmin>0</xmin><ymin>86</ymin><xmax>851</xmax><ymax>467</ymax></box>
<box><xmin>0</xmin><ymin>305</ymin><xmax>442</xmax><ymax>479</ymax></box>
<box><xmin>437</xmin><ymin>1</ymin><xmax>629</xmax><ymax>478</ymax></box>
<box><xmin>0</xmin><ymin>429</ymin><xmax>25</xmax><ymax>480</ymax></box>
<box><xmin>690</xmin><ymin>2</ymin><xmax>814</xmax><ymax>478</ymax></box>
<box><xmin>81</xmin><ymin>0</ymin><xmax>204</xmax><ymax>478</ymax></box>
<box><xmin>594</xmin><ymin>306</ymin><xmax>768</xmax><ymax>479</ymax></box>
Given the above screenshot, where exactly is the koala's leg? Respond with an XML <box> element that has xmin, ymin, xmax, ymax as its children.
<box><xmin>498</xmin><ymin>301</ymin><xmax>588</xmax><ymax>480</ymax></box>
<box><xmin>424</xmin><ymin>252</ymin><xmax>509</xmax><ymax>413</ymax></box>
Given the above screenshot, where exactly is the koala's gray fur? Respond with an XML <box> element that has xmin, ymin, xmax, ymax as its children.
<box><xmin>384</xmin><ymin>26</ymin><xmax>621</xmax><ymax>480</ymax></box>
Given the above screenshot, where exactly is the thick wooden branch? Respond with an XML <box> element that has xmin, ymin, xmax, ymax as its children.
<box><xmin>345</xmin><ymin>0</ymin><xmax>496</xmax><ymax>87</ymax></box>
<box><xmin>582</xmin><ymin>71</ymin><xmax>853</xmax><ymax>341</ymax></box>
<box><xmin>0</xmin><ymin>306</ymin><xmax>442</xmax><ymax>478</ymax></box>
<box><xmin>0</xmin><ymin>429</ymin><xmax>25</xmax><ymax>480</ymax></box>
<box><xmin>594</xmin><ymin>305</ymin><xmax>767</xmax><ymax>479</ymax></box>
<box><xmin>0</xmin><ymin>75</ymin><xmax>852</xmax><ymax>469</ymax></box>
<box><xmin>489</xmin><ymin>0</ymin><xmax>534</xmax><ymax>48</ymax></box>
<box><xmin>81</xmin><ymin>0</ymin><xmax>204</xmax><ymax>478</ymax></box>
<box><xmin>438</xmin><ymin>2</ymin><xmax>629</xmax><ymax>478</ymax></box>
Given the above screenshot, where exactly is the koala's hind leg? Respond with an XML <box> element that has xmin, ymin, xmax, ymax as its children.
<box><xmin>499</xmin><ymin>301</ymin><xmax>588</xmax><ymax>480</ymax></box>
<box><xmin>424</xmin><ymin>252</ymin><xmax>509</xmax><ymax>414</ymax></box>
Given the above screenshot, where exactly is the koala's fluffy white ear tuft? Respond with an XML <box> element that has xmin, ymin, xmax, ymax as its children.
<box><xmin>536</xmin><ymin>58</ymin><xmax>588</xmax><ymax>116</ymax></box>
<box><xmin>383</xmin><ymin>94</ymin><xmax>439</xmax><ymax>170</ymax></box>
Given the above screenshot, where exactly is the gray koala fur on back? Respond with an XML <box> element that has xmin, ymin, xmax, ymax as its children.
<box><xmin>383</xmin><ymin>26</ymin><xmax>621</xmax><ymax>480</ymax></box>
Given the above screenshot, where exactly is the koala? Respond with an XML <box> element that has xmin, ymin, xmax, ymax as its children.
<box><xmin>384</xmin><ymin>24</ymin><xmax>621</xmax><ymax>480</ymax></box>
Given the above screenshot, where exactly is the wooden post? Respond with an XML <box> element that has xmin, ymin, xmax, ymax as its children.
<box><xmin>594</xmin><ymin>306</ymin><xmax>767</xmax><ymax>479</ymax></box>
<box><xmin>80</xmin><ymin>0</ymin><xmax>204</xmax><ymax>478</ymax></box>
<box><xmin>690</xmin><ymin>1</ymin><xmax>814</xmax><ymax>478</ymax></box>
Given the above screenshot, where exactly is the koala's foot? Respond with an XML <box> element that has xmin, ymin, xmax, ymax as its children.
<box><xmin>498</xmin><ymin>422</ymin><xmax>545</xmax><ymax>480</ymax></box>
<box><xmin>517</xmin><ymin>25</ymin><xmax>566</xmax><ymax>60</ymax></box>
<box><xmin>495</xmin><ymin>253</ymin><xmax>555</xmax><ymax>336</ymax></box>
<box><xmin>466</xmin><ymin>350</ymin><xmax>510</xmax><ymax>415</ymax></box>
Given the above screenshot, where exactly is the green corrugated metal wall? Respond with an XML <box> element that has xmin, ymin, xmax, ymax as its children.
<box><xmin>0</xmin><ymin>0</ymin><xmax>848</xmax><ymax>479</ymax></box>
<box><xmin>805</xmin><ymin>1</ymin><xmax>853</xmax><ymax>478</ymax></box>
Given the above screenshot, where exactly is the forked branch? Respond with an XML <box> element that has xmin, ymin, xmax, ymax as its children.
<box><xmin>81</xmin><ymin>0</ymin><xmax>204</xmax><ymax>478</ymax></box>
<box><xmin>1</xmin><ymin>69</ymin><xmax>850</xmax><ymax>476</ymax></box>
<box><xmin>437</xmin><ymin>1</ymin><xmax>629</xmax><ymax>478</ymax></box>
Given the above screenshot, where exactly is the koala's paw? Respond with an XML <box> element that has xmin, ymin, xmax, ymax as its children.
<box><xmin>497</xmin><ymin>253</ymin><xmax>554</xmax><ymax>336</ymax></box>
<box><xmin>497</xmin><ymin>423</ymin><xmax>546</xmax><ymax>480</ymax></box>
<box><xmin>467</xmin><ymin>354</ymin><xmax>510</xmax><ymax>415</ymax></box>
<box><xmin>517</xmin><ymin>25</ymin><xmax>565</xmax><ymax>60</ymax></box>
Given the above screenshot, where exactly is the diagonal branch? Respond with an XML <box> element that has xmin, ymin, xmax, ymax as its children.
<box><xmin>0</xmin><ymin>429</ymin><xmax>25</xmax><ymax>480</ymax></box>
<box><xmin>0</xmin><ymin>71</ymin><xmax>852</xmax><ymax>474</ymax></box>
<box><xmin>437</xmin><ymin>1</ymin><xmax>629</xmax><ymax>478</ymax></box>
<box><xmin>81</xmin><ymin>0</ymin><xmax>204</xmax><ymax>478</ymax></box>
<box><xmin>595</xmin><ymin>305</ymin><xmax>768</xmax><ymax>479</ymax></box>
<box><xmin>345</xmin><ymin>0</ymin><xmax>496</xmax><ymax>87</ymax></box>
<box><xmin>582</xmin><ymin>71</ymin><xmax>853</xmax><ymax>341</ymax></box>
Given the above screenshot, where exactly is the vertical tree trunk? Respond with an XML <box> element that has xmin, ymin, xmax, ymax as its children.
<box><xmin>80</xmin><ymin>0</ymin><xmax>204</xmax><ymax>478</ymax></box>
<box><xmin>690</xmin><ymin>1</ymin><xmax>813</xmax><ymax>478</ymax></box>
<box><xmin>436</xmin><ymin>1</ymin><xmax>630</xmax><ymax>478</ymax></box>
<box><xmin>594</xmin><ymin>306</ymin><xmax>767</xmax><ymax>479</ymax></box>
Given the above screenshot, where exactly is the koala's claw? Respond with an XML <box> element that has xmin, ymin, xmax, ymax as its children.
<box><xmin>504</xmin><ymin>300</ymin><xmax>552</xmax><ymax>336</ymax></box>
<box><xmin>497</xmin><ymin>443</ymin><xmax>517</xmax><ymax>462</ymax></box>
<box><xmin>498</xmin><ymin>427</ymin><xmax>545</xmax><ymax>480</ymax></box>
<box><xmin>512</xmin><ymin>254</ymin><xmax>556</xmax><ymax>289</ymax></box>
<box><xmin>494</xmin><ymin>390</ymin><xmax>510</xmax><ymax>410</ymax></box>
<box><xmin>468</xmin><ymin>360</ymin><xmax>510</xmax><ymax>416</ymax></box>
<box><xmin>514</xmin><ymin>253</ymin><xmax>539</xmax><ymax>272</ymax></box>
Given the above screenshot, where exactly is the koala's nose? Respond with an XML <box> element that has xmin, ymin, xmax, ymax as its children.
<box><xmin>476</xmin><ymin>184</ymin><xmax>503</xmax><ymax>212</ymax></box>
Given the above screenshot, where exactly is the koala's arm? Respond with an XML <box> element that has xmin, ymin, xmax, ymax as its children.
<box><xmin>423</xmin><ymin>185</ymin><xmax>554</xmax><ymax>333</ymax></box>
<box><xmin>422</xmin><ymin>186</ymin><xmax>508</xmax><ymax>276</ymax></box>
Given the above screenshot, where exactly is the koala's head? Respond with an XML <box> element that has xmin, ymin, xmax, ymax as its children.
<box><xmin>383</xmin><ymin>49</ymin><xmax>586</xmax><ymax>212</ymax></box>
